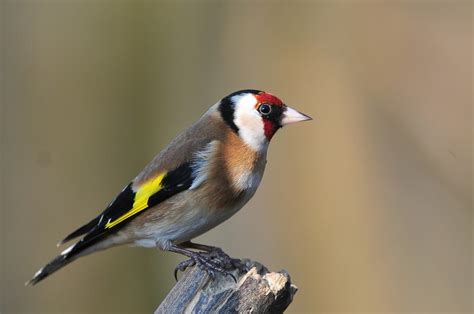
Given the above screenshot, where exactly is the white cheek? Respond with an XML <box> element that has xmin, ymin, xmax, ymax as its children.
<box><xmin>232</xmin><ymin>94</ymin><xmax>267</xmax><ymax>151</ymax></box>
<box><xmin>236</xmin><ymin>114</ymin><xmax>266</xmax><ymax>151</ymax></box>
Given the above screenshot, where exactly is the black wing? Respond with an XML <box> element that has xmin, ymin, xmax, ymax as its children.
<box><xmin>27</xmin><ymin>162</ymin><xmax>194</xmax><ymax>285</ymax></box>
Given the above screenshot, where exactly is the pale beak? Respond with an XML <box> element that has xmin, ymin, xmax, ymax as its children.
<box><xmin>281</xmin><ymin>106</ymin><xmax>312</xmax><ymax>125</ymax></box>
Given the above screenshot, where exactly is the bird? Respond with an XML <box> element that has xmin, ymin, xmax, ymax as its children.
<box><xmin>27</xmin><ymin>89</ymin><xmax>311</xmax><ymax>285</ymax></box>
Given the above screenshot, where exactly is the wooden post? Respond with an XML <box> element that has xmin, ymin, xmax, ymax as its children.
<box><xmin>155</xmin><ymin>260</ymin><xmax>298</xmax><ymax>313</ymax></box>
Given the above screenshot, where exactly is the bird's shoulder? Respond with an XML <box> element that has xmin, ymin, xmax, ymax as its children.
<box><xmin>134</xmin><ymin>108</ymin><xmax>227</xmax><ymax>185</ymax></box>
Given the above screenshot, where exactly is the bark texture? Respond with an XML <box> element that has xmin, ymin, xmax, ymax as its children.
<box><xmin>155</xmin><ymin>260</ymin><xmax>297</xmax><ymax>313</ymax></box>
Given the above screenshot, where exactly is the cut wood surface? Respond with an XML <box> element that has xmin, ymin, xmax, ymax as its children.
<box><xmin>155</xmin><ymin>259</ymin><xmax>297</xmax><ymax>313</ymax></box>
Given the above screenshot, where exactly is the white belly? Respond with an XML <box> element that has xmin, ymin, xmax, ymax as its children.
<box><xmin>132</xmin><ymin>204</ymin><xmax>242</xmax><ymax>248</ymax></box>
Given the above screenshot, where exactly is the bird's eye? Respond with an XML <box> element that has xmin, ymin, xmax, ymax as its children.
<box><xmin>258</xmin><ymin>104</ymin><xmax>272</xmax><ymax>115</ymax></box>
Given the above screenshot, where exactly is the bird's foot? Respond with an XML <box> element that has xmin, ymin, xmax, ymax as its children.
<box><xmin>174</xmin><ymin>258</ymin><xmax>195</xmax><ymax>280</ymax></box>
<box><xmin>207</xmin><ymin>248</ymin><xmax>250</xmax><ymax>274</ymax></box>
<box><xmin>174</xmin><ymin>252</ymin><xmax>237</xmax><ymax>282</ymax></box>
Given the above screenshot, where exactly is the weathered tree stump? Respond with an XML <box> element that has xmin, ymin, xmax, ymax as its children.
<box><xmin>155</xmin><ymin>260</ymin><xmax>297</xmax><ymax>313</ymax></box>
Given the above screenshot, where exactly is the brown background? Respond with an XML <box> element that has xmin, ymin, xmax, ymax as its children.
<box><xmin>1</xmin><ymin>1</ymin><xmax>472</xmax><ymax>313</ymax></box>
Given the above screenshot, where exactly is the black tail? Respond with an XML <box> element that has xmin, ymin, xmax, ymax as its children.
<box><xmin>26</xmin><ymin>253</ymin><xmax>74</xmax><ymax>285</ymax></box>
<box><xmin>58</xmin><ymin>217</ymin><xmax>100</xmax><ymax>245</ymax></box>
<box><xmin>27</xmin><ymin>231</ymin><xmax>105</xmax><ymax>286</ymax></box>
<box><xmin>26</xmin><ymin>243</ymin><xmax>80</xmax><ymax>286</ymax></box>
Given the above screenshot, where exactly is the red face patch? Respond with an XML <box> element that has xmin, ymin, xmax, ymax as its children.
<box><xmin>263</xmin><ymin>119</ymin><xmax>279</xmax><ymax>140</ymax></box>
<box><xmin>255</xmin><ymin>92</ymin><xmax>284</xmax><ymax>106</ymax></box>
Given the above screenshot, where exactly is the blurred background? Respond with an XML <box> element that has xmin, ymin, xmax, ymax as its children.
<box><xmin>1</xmin><ymin>1</ymin><xmax>472</xmax><ymax>313</ymax></box>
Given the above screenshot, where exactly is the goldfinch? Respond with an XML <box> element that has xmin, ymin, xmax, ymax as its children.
<box><xmin>27</xmin><ymin>89</ymin><xmax>311</xmax><ymax>285</ymax></box>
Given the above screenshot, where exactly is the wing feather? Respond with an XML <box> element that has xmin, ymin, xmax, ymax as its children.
<box><xmin>30</xmin><ymin>112</ymin><xmax>227</xmax><ymax>285</ymax></box>
<box><xmin>58</xmin><ymin>113</ymin><xmax>226</xmax><ymax>253</ymax></box>
<box><xmin>59</xmin><ymin>162</ymin><xmax>195</xmax><ymax>247</ymax></box>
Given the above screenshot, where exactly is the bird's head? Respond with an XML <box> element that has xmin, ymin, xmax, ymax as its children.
<box><xmin>218</xmin><ymin>89</ymin><xmax>312</xmax><ymax>151</ymax></box>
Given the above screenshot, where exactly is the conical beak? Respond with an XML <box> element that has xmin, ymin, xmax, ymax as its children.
<box><xmin>281</xmin><ymin>106</ymin><xmax>312</xmax><ymax>125</ymax></box>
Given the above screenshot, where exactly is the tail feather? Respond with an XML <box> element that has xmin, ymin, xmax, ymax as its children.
<box><xmin>58</xmin><ymin>217</ymin><xmax>100</xmax><ymax>246</ymax></box>
<box><xmin>27</xmin><ymin>231</ymin><xmax>106</xmax><ymax>286</ymax></box>
<box><xmin>28</xmin><ymin>213</ymin><xmax>120</xmax><ymax>286</ymax></box>
<box><xmin>26</xmin><ymin>244</ymin><xmax>79</xmax><ymax>286</ymax></box>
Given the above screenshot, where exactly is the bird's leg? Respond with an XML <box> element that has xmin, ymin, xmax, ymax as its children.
<box><xmin>157</xmin><ymin>240</ymin><xmax>236</xmax><ymax>282</ymax></box>
<box><xmin>180</xmin><ymin>241</ymin><xmax>229</xmax><ymax>259</ymax></box>
<box><xmin>180</xmin><ymin>240</ymin><xmax>250</xmax><ymax>274</ymax></box>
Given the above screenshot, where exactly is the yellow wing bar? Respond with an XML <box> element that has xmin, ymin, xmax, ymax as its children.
<box><xmin>105</xmin><ymin>173</ymin><xmax>166</xmax><ymax>229</ymax></box>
